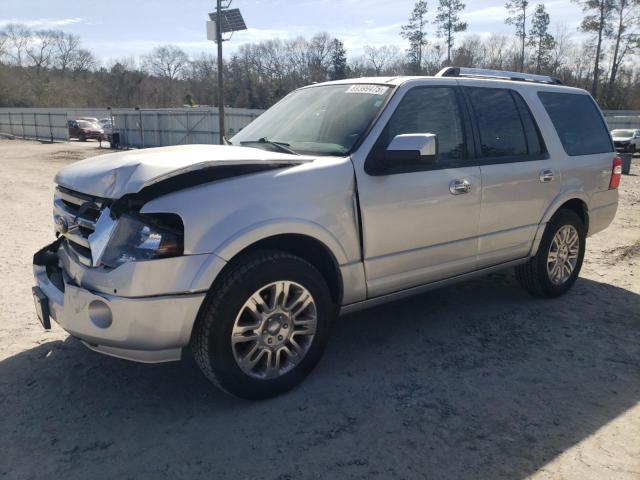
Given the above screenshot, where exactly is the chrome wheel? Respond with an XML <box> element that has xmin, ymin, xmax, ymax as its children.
<box><xmin>547</xmin><ymin>225</ymin><xmax>580</xmax><ymax>285</ymax></box>
<box><xmin>231</xmin><ymin>281</ymin><xmax>317</xmax><ymax>379</ymax></box>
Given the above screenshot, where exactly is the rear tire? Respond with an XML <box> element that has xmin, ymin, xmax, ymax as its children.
<box><xmin>516</xmin><ymin>209</ymin><xmax>586</xmax><ymax>297</ymax></box>
<box><xmin>191</xmin><ymin>250</ymin><xmax>335</xmax><ymax>400</ymax></box>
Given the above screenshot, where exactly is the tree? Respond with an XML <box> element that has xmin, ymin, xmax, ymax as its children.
<box><xmin>505</xmin><ymin>0</ymin><xmax>530</xmax><ymax>71</ymax></box>
<box><xmin>606</xmin><ymin>0</ymin><xmax>640</xmax><ymax>104</ymax></box>
<box><xmin>401</xmin><ymin>0</ymin><xmax>429</xmax><ymax>74</ymax></box>
<box><xmin>142</xmin><ymin>45</ymin><xmax>189</xmax><ymax>80</ymax></box>
<box><xmin>576</xmin><ymin>0</ymin><xmax>615</xmax><ymax>98</ymax></box>
<box><xmin>70</xmin><ymin>49</ymin><xmax>97</xmax><ymax>72</ymax></box>
<box><xmin>363</xmin><ymin>45</ymin><xmax>401</xmax><ymax>75</ymax></box>
<box><xmin>528</xmin><ymin>4</ymin><xmax>555</xmax><ymax>73</ymax></box>
<box><xmin>25</xmin><ymin>30</ymin><xmax>57</xmax><ymax>72</ymax></box>
<box><xmin>54</xmin><ymin>32</ymin><xmax>80</xmax><ymax>72</ymax></box>
<box><xmin>434</xmin><ymin>0</ymin><xmax>468</xmax><ymax>65</ymax></box>
<box><xmin>328</xmin><ymin>39</ymin><xmax>348</xmax><ymax>80</ymax></box>
<box><xmin>4</xmin><ymin>24</ymin><xmax>31</xmax><ymax>66</ymax></box>
<box><xmin>306</xmin><ymin>32</ymin><xmax>334</xmax><ymax>82</ymax></box>
<box><xmin>0</xmin><ymin>32</ymin><xmax>8</xmax><ymax>61</ymax></box>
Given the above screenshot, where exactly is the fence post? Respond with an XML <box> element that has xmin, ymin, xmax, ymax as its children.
<box><xmin>8</xmin><ymin>112</ymin><xmax>13</xmax><ymax>136</ymax></box>
<box><xmin>139</xmin><ymin>110</ymin><xmax>144</xmax><ymax>148</ymax></box>
<box><xmin>48</xmin><ymin>112</ymin><xmax>53</xmax><ymax>143</ymax></box>
<box><xmin>34</xmin><ymin>113</ymin><xmax>38</xmax><ymax>140</ymax></box>
<box><xmin>21</xmin><ymin>112</ymin><xmax>25</xmax><ymax>139</ymax></box>
<box><xmin>186</xmin><ymin>110</ymin><xmax>190</xmax><ymax>144</ymax></box>
<box><xmin>212</xmin><ymin>108</ymin><xmax>216</xmax><ymax>144</ymax></box>
<box><xmin>157</xmin><ymin>112</ymin><xmax>161</xmax><ymax>146</ymax></box>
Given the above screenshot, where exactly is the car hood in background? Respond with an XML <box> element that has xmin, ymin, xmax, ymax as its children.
<box><xmin>55</xmin><ymin>144</ymin><xmax>314</xmax><ymax>198</ymax></box>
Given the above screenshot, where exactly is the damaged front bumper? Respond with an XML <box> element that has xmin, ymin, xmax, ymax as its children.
<box><xmin>32</xmin><ymin>240</ymin><xmax>210</xmax><ymax>363</ymax></box>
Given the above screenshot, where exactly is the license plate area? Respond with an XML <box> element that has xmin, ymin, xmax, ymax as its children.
<box><xmin>32</xmin><ymin>286</ymin><xmax>51</xmax><ymax>330</ymax></box>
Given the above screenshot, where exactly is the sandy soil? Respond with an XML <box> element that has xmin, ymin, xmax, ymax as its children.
<box><xmin>1</xmin><ymin>138</ymin><xmax>639</xmax><ymax>480</ymax></box>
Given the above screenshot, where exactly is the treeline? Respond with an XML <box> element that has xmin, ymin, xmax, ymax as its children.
<box><xmin>0</xmin><ymin>0</ymin><xmax>639</xmax><ymax>110</ymax></box>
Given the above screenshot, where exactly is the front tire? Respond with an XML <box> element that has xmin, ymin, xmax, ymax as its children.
<box><xmin>191</xmin><ymin>250</ymin><xmax>335</xmax><ymax>400</ymax></box>
<box><xmin>516</xmin><ymin>209</ymin><xmax>586</xmax><ymax>297</ymax></box>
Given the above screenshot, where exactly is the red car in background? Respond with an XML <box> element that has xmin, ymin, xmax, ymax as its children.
<box><xmin>67</xmin><ymin>120</ymin><xmax>104</xmax><ymax>142</ymax></box>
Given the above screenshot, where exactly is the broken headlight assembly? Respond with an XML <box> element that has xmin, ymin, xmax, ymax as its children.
<box><xmin>100</xmin><ymin>213</ymin><xmax>184</xmax><ymax>268</ymax></box>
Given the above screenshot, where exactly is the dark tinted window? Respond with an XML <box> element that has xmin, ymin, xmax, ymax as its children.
<box><xmin>513</xmin><ymin>92</ymin><xmax>545</xmax><ymax>156</ymax></box>
<box><xmin>376</xmin><ymin>87</ymin><xmax>465</xmax><ymax>167</ymax></box>
<box><xmin>538</xmin><ymin>92</ymin><xmax>613</xmax><ymax>156</ymax></box>
<box><xmin>468</xmin><ymin>87</ymin><xmax>527</xmax><ymax>158</ymax></box>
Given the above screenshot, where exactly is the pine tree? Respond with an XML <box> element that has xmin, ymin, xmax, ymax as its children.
<box><xmin>576</xmin><ymin>0</ymin><xmax>615</xmax><ymax>98</ymax></box>
<box><xmin>401</xmin><ymin>1</ymin><xmax>429</xmax><ymax>74</ymax></box>
<box><xmin>434</xmin><ymin>0</ymin><xmax>468</xmax><ymax>65</ymax></box>
<box><xmin>528</xmin><ymin>4</ymin><xmax>555</xmax><ymax>73</ymax></box>
<box><xmin>328</xmin><ymin>39</ymin><xmax>348</xmax><ymax>80</ymax></box>
<box><xmin>505</xmin><ymin>0</ymin><xmax>530</xmax><ymax>71</ymax></box>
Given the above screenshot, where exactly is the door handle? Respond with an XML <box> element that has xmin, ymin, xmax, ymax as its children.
<box><xmin>449</xmin><ymin>179</ymin><xmax>471</xmax><ymax>195</ymax></box>
<box><xmin>539</xmin><ymin>169</ymin><xmax>555</xmax><ymax>183</ymax></box>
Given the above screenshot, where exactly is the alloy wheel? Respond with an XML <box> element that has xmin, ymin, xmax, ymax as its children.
<box><xmin>231</xmin><ymin>281</ymin><xmax>317</xmax><ymax>379</ymax></box>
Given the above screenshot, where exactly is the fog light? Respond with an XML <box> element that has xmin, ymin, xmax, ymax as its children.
<box><xmin>88</xmin><ymin>300</ymin><xmax>112</xmax><ymax>329</ymax></box>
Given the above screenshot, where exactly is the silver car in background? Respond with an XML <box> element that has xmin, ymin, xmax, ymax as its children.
<box><xmin>33</xmin><ymin>67</ymin><xmax>621</xmax><ymax>399</ymax></box>
<box><xmin>611</xmin><ymin>128</ymin><xmax>640</xmax><ymax>153</ymax></box>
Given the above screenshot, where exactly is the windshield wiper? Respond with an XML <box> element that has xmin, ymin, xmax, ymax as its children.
<box><xmin>239</xmin><ymin>137</ymin><xmax>300</xmax><ymax>155</ymax></box>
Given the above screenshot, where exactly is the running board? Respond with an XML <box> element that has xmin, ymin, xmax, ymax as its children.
<box><xmin>339</xmin><ymin>258</ymin><xmax>528</xmax><ymax>316</ymax></box>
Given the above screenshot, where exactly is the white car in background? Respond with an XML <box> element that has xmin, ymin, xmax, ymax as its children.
<box><xmin>99</xmin><ymin>118</ymin><xmax>114</xmax><ymax>142</ymax></box>
<box><xmin>611</xmin><ymin>128</ymin><xmax>640</xmax><ymax>154</ymax></box>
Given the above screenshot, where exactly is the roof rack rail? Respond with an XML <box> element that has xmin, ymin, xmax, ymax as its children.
<box><xmin>435</xmin><ymin>67</ymin><xmax>563</xmax><ymax>85</ymax></box>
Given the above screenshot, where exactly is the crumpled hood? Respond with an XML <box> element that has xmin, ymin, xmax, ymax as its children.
<box><xmin>55</xmin><ymin>144</ymin><xmax>313</xmax><ymax>198</ymax></box>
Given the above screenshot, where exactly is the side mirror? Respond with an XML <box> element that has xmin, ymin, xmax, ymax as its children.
<box><xmin>385</xmin><ymin>133</ymin><xmax>438</xmax><ymax>166</ymax></box>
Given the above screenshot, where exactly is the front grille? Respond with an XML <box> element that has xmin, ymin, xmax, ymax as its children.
<box><xmin>54</xmin><ymin>186</ymin><xmax>107</xmax><ymax>266</ymax></box>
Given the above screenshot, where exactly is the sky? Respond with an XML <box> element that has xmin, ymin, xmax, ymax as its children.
<box><xmin>0</xmin><ymin>0</ymin><xmax>586</xmax><ymax>62</ymax></box>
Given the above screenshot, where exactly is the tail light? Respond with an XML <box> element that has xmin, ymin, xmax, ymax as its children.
<box><xmin>609</xmin><ymin>156</ymin><xmax>623</xmax><ymax>189</ymax></box>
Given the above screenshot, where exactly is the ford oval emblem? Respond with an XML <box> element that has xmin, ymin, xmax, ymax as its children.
<box><xmin>54</xmin><ymin>215</ymin><xmax>68</xmax><ymax>234</ymax></box>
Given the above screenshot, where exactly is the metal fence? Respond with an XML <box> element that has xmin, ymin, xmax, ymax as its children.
<box><xmin>0</xmin><ymin>110</ymin><xmax>69</xmax><ymax>141</ymax></box>
<box><xmin>111</xmin><ymin>107</ymin><xmax>262</xmax><ymax>148</ymax></box>
<box><xmin>0</xmin><ymin>107</ymin><xmax>263</xmax><ymax>147</ymax></box>
<box><xmin>602</xmin><ymin>111</ymin><xmax>640</xmax><ymax>130</ymax></box>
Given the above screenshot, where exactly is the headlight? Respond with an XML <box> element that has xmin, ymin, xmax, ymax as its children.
<box><xmin>100</xmin><ymin>213</ymin><xmax>183</xmax><ymax>267</ymax></box>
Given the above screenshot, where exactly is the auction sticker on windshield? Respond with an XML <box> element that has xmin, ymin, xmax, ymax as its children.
<box><xmin>345</xmin><ymin>84</ymin><xmax>389</xmax><ymax>95</ymax></box>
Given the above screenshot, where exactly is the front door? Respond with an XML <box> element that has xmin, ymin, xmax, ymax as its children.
<box><xmin>353</xmin><ymin>83</ymin><xmax>482</xmax><ymax>298</ymax></box>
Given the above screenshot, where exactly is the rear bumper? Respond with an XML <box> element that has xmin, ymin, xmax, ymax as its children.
<box><xmin>33</xmin><ymin>243</ymin><xmax>207</xmax><ymax>363</ymax></box>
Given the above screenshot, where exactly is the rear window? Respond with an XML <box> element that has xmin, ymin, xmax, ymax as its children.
<box><xmin>538</xmin><ymin>92</ymin><xmax>613</xmax><ymax>156</ymax></box>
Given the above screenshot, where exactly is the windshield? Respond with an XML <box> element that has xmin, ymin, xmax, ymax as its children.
<box><xmin>230</xmin><ymin>84</ymin><xmax>393</xmax><ymax>156</ymax></box>
<box><xmin>77</xmin><ymin>121</ymin><xmax>99</xmax><ymax>129</ymax></box>
<box><xmin>612</xmin><ymin>129</ymin><xmax>634</xmax><ymax>137</ymax></box>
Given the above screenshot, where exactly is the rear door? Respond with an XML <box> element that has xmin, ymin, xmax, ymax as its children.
<box><xmin>460</xmin><ymin>82</ymin><xmax>560</xmax><ymax>267</ymax></box>
<box><xmin>352</xmin><ymin>81</ymin><xmax>482</xmax><ymax>298</ymax></box>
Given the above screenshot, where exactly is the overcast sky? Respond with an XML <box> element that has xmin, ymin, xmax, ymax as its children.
<box><xmin>1</xmin><ymin>0</ymin><xmax>585</xmax><ymax>61</ymax></box>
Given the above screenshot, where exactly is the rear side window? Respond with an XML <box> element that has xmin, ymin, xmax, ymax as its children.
<box><xmin>467</xmin><ymin>87</ymin><xmax>528</xmax><ymax>158</ymax></box>
<box><xmin>538</xmin><ymin>92</ymin><xmax>613</xmax><ymax>156</ymax></box>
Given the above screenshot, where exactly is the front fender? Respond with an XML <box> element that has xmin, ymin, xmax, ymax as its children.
<box><xmin>211</xmin><ymin>218</ymin><xmax>350</xmax><ymax>265</ymax></box>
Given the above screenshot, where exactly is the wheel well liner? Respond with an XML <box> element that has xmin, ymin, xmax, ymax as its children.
<box><xmin>558</xmin><ymin>198</ymin><xmax>589</xmax><ymax>232</ymax></box>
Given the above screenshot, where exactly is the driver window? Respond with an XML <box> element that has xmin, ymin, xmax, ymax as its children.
<box><xmin>374</xmin><ymin>87</ymin><xmax>465</xmax><ymax>169</ymax></box>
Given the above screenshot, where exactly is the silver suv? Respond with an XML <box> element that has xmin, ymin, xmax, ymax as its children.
<box><xmin>33</xmin><ymin>67</ymin><xmax>621</xmax><ymax>399</ymax></box>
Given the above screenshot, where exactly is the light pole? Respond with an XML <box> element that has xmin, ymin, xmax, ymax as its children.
<box><xmin>208</xmin><ymin>2</ymin><xmax>246</xmax><ymax>144</ymax></box>
<box><xmin>216</xmin><ymin>0</ymin><xmax>225</xmax><ymax>144</ymax></box>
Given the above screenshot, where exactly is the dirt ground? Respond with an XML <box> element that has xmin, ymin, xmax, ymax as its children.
<box><xmin>0</xmin><ymin>138</ymin><xmax>639</xmax><ymax>480</ymax></box>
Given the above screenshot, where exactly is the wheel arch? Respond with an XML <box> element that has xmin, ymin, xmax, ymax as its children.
<box><xmin>531</xmin><ymin>195</ymin><xmax>590</xmax><ymax>256</ymax></box>
<box><xmin>195</xmin><ymin>230</ymin><xmax>345</xmax><ymax>306</ymax></box>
